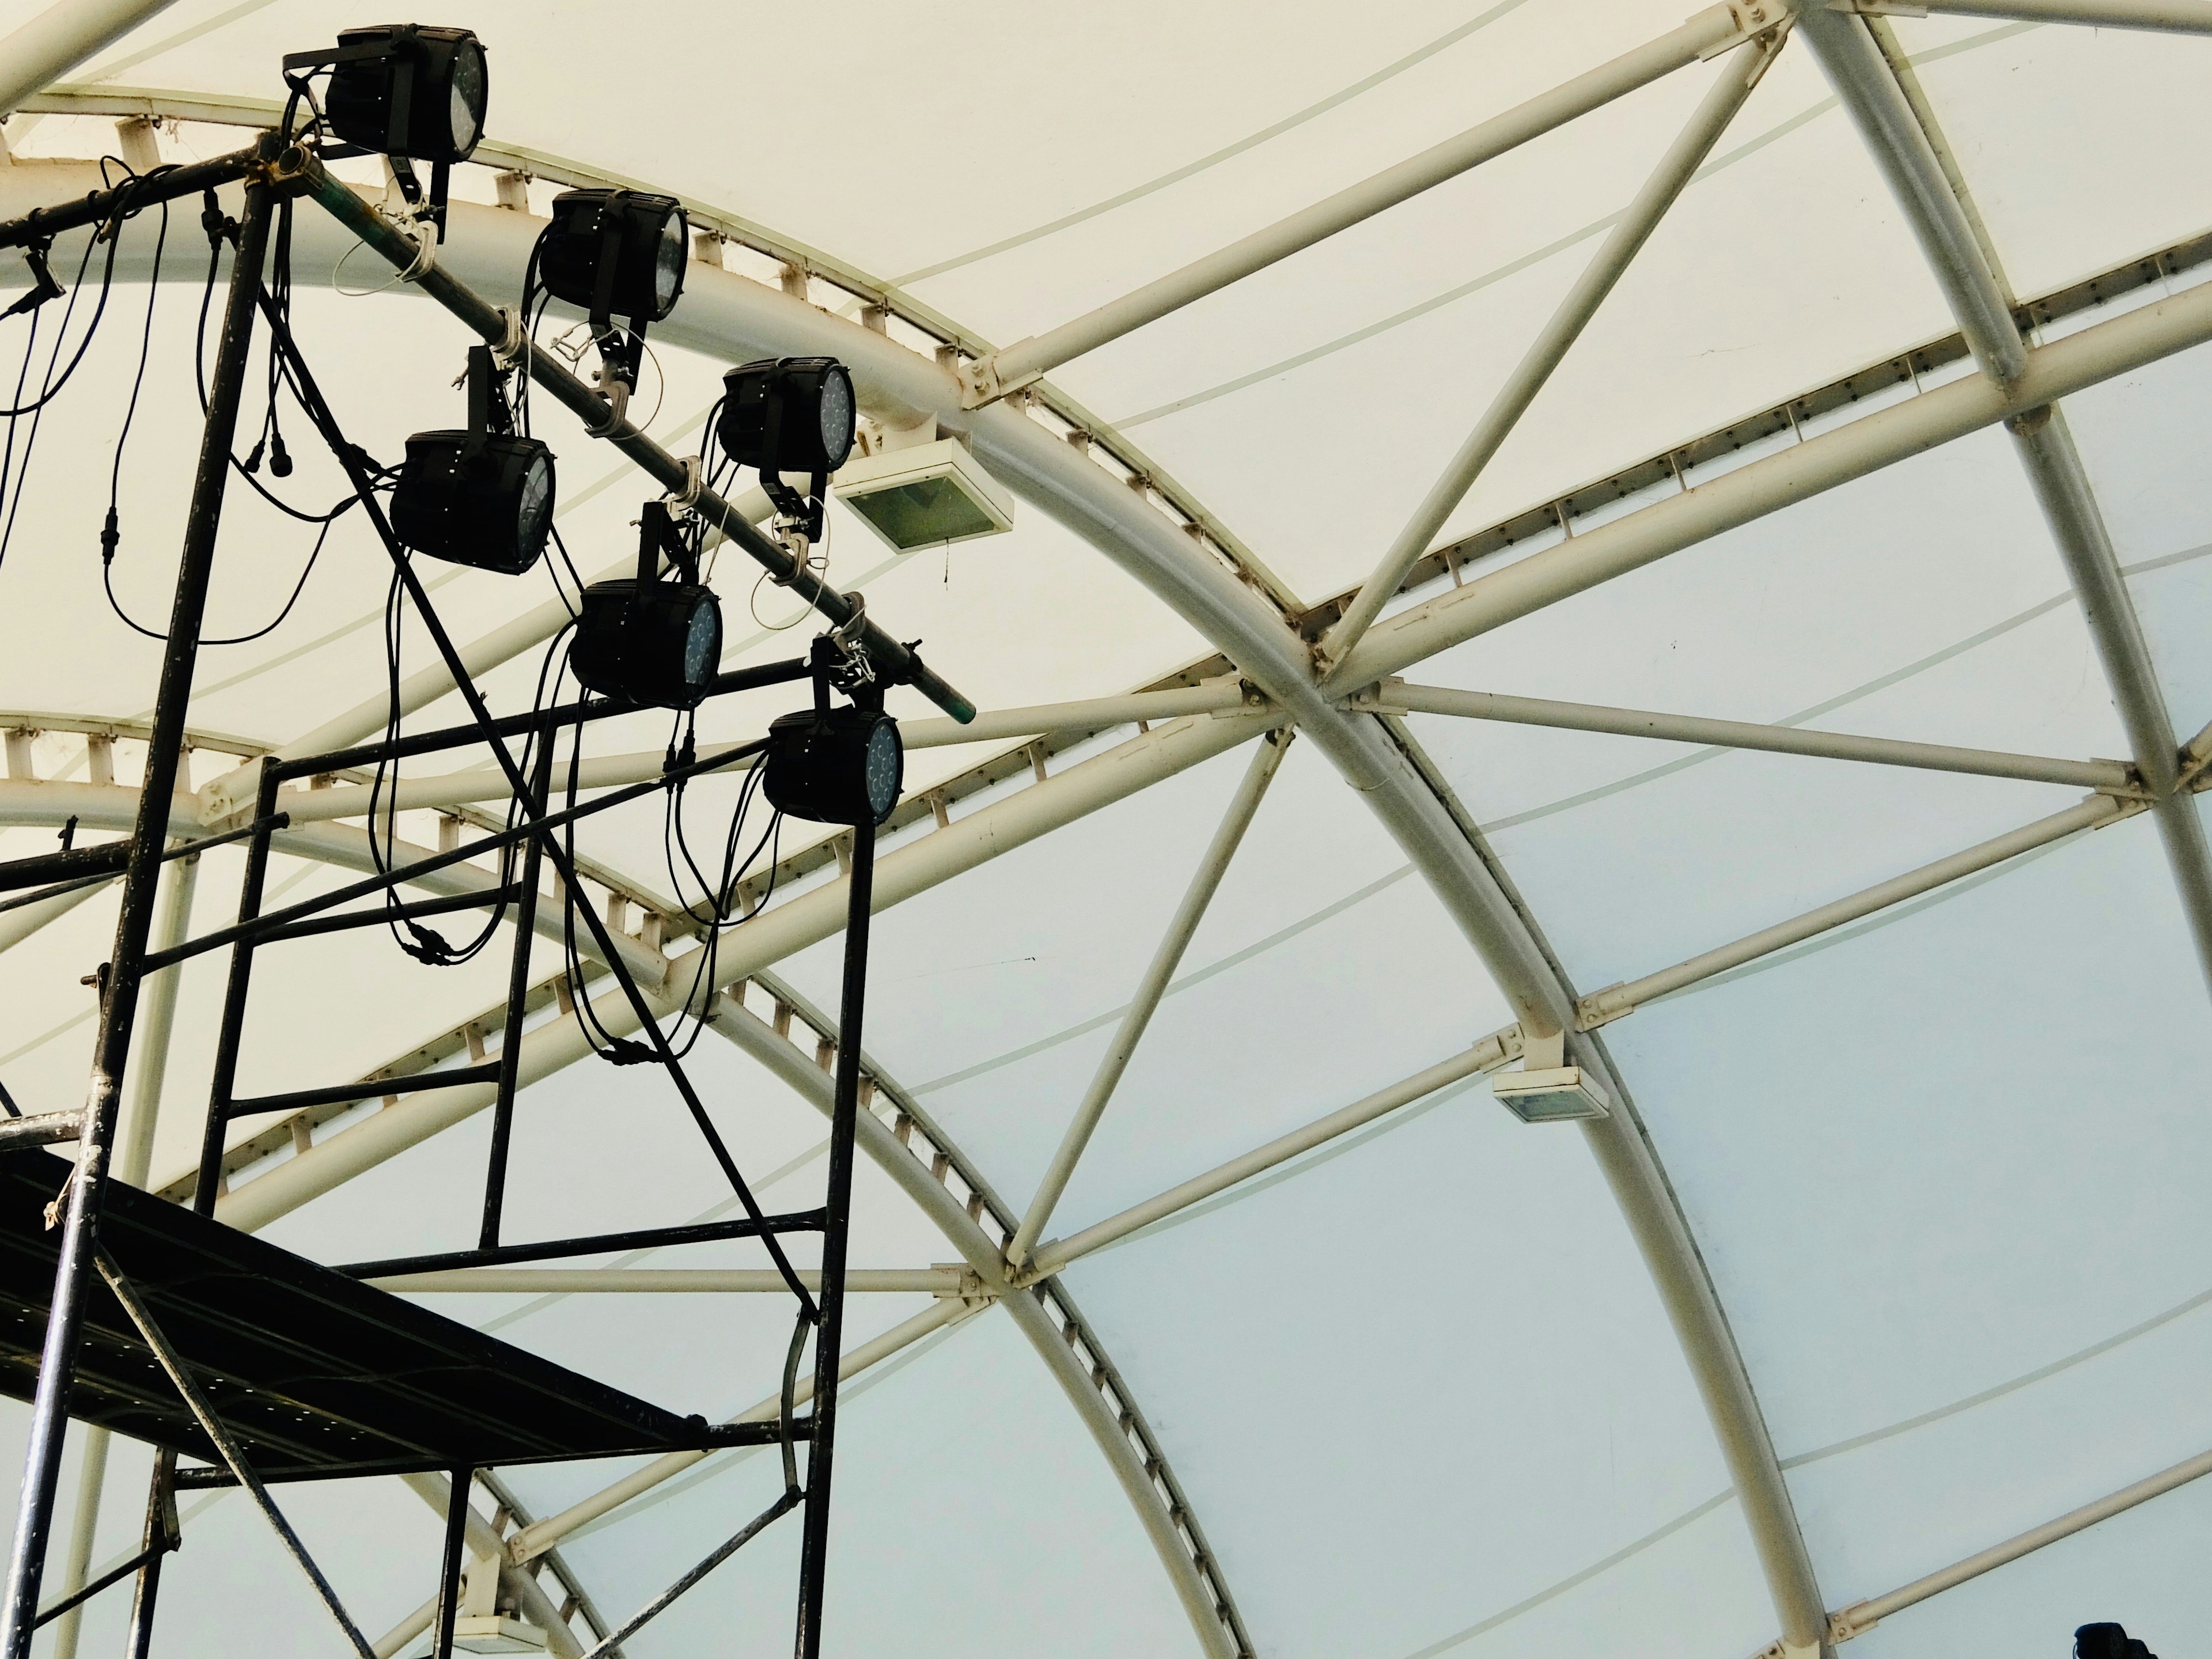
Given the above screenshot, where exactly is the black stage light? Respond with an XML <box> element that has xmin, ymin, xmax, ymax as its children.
<box><xmin>763</xmin><ymin>703</ymin><xmax>903</xmax><ymax>828</ymax></box>
<box><xmin>540</xmin><ymin>190</ymin><xmax>688</xmax><ymax>325</ymax></box>
<box><xmin>570</xmin><ymin>503</ymin><xmax>723</xmax><ymax>710</ymax></box>
<box><xmin>391</xmin><ymin>346</ymin><xmax>554</xmax><ymax>574</ymax></box>
<box><xmin>2077</xmin><ymin>1627</ymin><xmax>2156</xmax><ymax>1659</ymax></box>
<box><xmin>319</xmin><ymin>25</ymin><xmax>488</xmax><ymax>165</ymax></box>
<box><xmin>717</xmin><ymin>358</ymin><xmax>856</xmax><ymax>478</ymax></box>
<box><xmin>392</xmin><ymin>434</ymin><xmax>553</xmax><ymax>574</ymax></box>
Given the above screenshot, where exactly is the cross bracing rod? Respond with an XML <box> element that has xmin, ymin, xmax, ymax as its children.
<box><xmin>1827</xmin><ymin>1442</ymin><xmax>2212</xmax><ymax>1641</ymax></box>
<box><xmin>1895</xmin><ymin>0</ymin><xmax>2212</xmax><ymax>29</ymax></box>
<box><xmin>368</xmin><ymin>1268</ymin><xmax>973</xmax><ymax>1293</ymax></box>
<box><xmin>1321</xmin><ymin>29</ymin><xmax>1782</xmax><ymax>672</ymax></box>
<box><xmin>93</xmin><ymin>1255</ymin><xmax>375</xmax><ymax>1659</ymax></box>
<box><xmin>956</xmin><ymin>1</ymin><xmax>1773</xmax><ymax>406</ymax></box>
<box><xmin>1009</xmin><ymin>729</ymin><xmax>1293</xmax><ymax>1267</ymax></box>
<box><xmin>1364</xmin><ymin>681</ymin><xmax>2138</xmax><ymax>793</ymax></box>
<box><xmin>1020</xmin><ymin>1032</ymin><xmax>1520</xmax><ymax>1282</ymax></box>
<box><xmin>1580</xmin><ymin>791</ymin><xmax>2142</xmax><ymax>1028</ymax></box>
<box><xmin>286</xmin><ymin>149</ymin><xmax>973</xmax><ymax>726</ymax></box>
<box><xmin>1794</xmin><ymin>5</ymin><xmax>2212</xmax><ymax>1001</ymax></box>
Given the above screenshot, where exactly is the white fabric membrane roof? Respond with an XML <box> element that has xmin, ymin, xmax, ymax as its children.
<box><xmin>0</xmin><ymin>1</ymin><xmax>2209</xmax><ymax>1655</ymax></box>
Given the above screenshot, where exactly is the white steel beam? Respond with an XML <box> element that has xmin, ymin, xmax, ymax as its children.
<box><xmin>1828</xmin><ymin>1443</ymin><xmax>2212</xmax><ymax>1641</ymax></box>
<box><xmin>369</xmin><ymin>1268</ymin><xmax>969</xmax><ymax>1294</ymax></box>
<box><xmin>1580</xmin><ymin>791</ymin><xmax>2143</xmax><ymax>1028</ymax></box>
<box><xmin>1321</xmin><ymin>31</ymin><xmax>1783</xmax><ymax>673</ymax></box>
<box><xmin>1021</xmin><ymin>1032</ymin><xmax>1520</xmax><ymax>1281</ymax></box>
<box><xmin>503</xmin><ymin>1298</ymin><xmax>975</xmax><ymax>1566</ymax></box>
<box><xmin>0</xmin><ymin>0</ymin><xmax>179</xmax><ymax>119</ymax></box>
<box><xmin>276</xmin><ymin>682</ymin><xmax>1256</xmax><ymax>825</ymax></box>
<box><xmin>51</xmin><ymin>846</ymin><xmax>198</xmax><ymax>1659</ymax></box>
<box><xmin>1902</xmin><ymin>0</ymin><xmax>2212</xmax><ymax>31</ymax></box>
<box><xmin>0</xmin><ymin>874</ymin><xmax>112</xmax><ymax>958</ymax></box>
<box><xmin>1796</xmin><ymin>6</ymin><xmax>2212</xmax><ymax>999</ymax></box>
<box><xmin>959</xmin><ymin>2</ymin><xmax>1770</xmax><ymax>406</ymax></box>
<box><xmin>1331</xmin><ymin>269</ymin><xmax>2212</xmax><ymax>692</ymax></box>
<box><xmin>0</xmin><ymin>778</ymin><xmax>669</xmax><ymax>989</ymax></box>
<box><xmin>1008</xmin><ymin>729</ymin><xmax>1293</xmax><ymax>1267</ymax></box>
<box><xmin>1368</xmin><ymin>681</ymin><xmax>2137</xmax><ymax>792</ymax></box>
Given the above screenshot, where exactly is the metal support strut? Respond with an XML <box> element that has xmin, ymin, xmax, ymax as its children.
<box><xmin>0</xmin><ymin>162</ymin><xmax>275</xmax><ymax>1659</ymax></box>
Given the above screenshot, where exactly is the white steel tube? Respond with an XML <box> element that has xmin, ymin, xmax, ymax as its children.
<box><xmin>44</xmin><ymin>1432</ymin><xmax>107</xmax><ymax>1659</ymax></box>
<box><xmin>1833</xmin><ymin>1444</ymin><xmax>2212</xmax><ymax>1639</ymax></box>
<box><xmin>1323</xmin><ymin>33</ymin><xmax>1779</xmax><ymax>671</ymax></box>
<box><xmin>276</xmin><ymin>682</ymin><xmax>1255</xmax><ymax>824</ymax></box>
<box><xmin>1580</xmin><ymin>793</ymin><xmax>2134</xmax><ymax>1025</ymax></box>
<box><xmin>50</xmin><ymin>847</ymin><xmax>195</xmax><ymax>1659</ymax></box>
<box><xmin>211</xmin><ymin>710</ymin><xmax>1281</xmax><ymax>1233</ymax></box>
<box><xmin>368</xmin><ymin>1268</ymin><xmax>964</xmax><ymax>1293</ymax></box>
<box><xmin>115</xmin><ymin>850</ymin><xmax>196</xmax><ymax>1188</ymax></box>
<box><xmin>976</xmin><ymin>5</ymin><xmax>1748</xmax><ymax>396</ymax></box>
<box><xmin>1023</xmin><ymin>1032</ymin><xmax>1517</xmax><ymax>1280</ymax></box>
<box><xmin>1332</xmin><ymin>270</ymin><xmax>2212</xmax><ymax>692</ymax></box>
<box><xmin>1009</xmin><ymin>730</ymin><xmax>1292</xmax><ymax>1267</ymax></box>
<box><xmin>0</xmin><ymin>873</ymin><xmax>112</xmax><ymax>957</ymax></box>
<box><xmin>1373</xmin><ymin>682</ymin><xmax>2134</xmax><ymax>791</ymax></box>
<box><xmin>1911</xmin><ymin>0</ymin><xmax>2212</xmax><ymax>29</ymax></box>
<box><xmin>506</xmin><ymin>1297</ymin><xmax>974</xmax><ymax>1563</ymax></box>
<box><xmin>0</xmin><ymin>0</ymin><xmax>179</xmax><ymax>118</ymax></box>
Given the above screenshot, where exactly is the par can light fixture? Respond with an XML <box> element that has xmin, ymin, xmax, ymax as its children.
<box><xmin>764</xmin><ymin>704</ymin><xmax>903</xmax><ymax>828</ymax></box>
<box><xmin>391</xmin><ymin>432</ymin><xmax>554</xmax><ymax>575</ymax></box>
<box><xmin>321</xmin><ymin>24</ymin><xmax>488</xmax><ymax>164</ymax></box>
<box><xmin>540</xmin><ymin>190</ymin><xmax>690</xmax><ymax>325</ymax></box>
<box><xmin>571</xmin><ymin>503</ymin><xmax>724</xmax><ymax>710</ymax></box>
<box><xmin>391</xmin><ymin>345</ymin><xmax>554</xmax><ymax>575</ymax></box>
<box><xmin>718</xmin><ymin>358</ymin><xmax>857</xmax><ymax>478</ymax></box>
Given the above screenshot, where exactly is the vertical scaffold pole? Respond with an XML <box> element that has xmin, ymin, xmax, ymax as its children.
<box><xmin>794</xmin><ymin>805</ymin><xmax>874</xmax><ymax>1659</ymax></box>
<box><xmin>0</xmin><ymin>172</ymin><xmax>275</xmax><ymax>1659</ymax></box>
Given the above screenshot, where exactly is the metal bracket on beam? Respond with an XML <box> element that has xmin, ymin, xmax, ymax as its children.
<box><xmin>956</xmin><ymin>351</ymin><xmax>1040</xmax><ymax>412</ymax></box>
<box><xmin>1702</xmin><ymin>0</ymin><xmax>1798</xmax><ymax>56</ymax></box>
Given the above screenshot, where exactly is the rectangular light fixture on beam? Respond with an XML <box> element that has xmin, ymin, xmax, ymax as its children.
<box><xmin>1492</xmin><ymin>1065</ymin><xmax>1609</xmax><ymax>1123</ymax></box>
<box><xmin>834</xmin><ymin>435</ymin><xmax>1014</xmax><ymax>553</ymax></box>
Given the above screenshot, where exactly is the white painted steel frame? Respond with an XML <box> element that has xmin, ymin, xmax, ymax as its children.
<box><xmin>8</xmin><ymin>13</ymin><xmax>2212</xmax><ymax>1645</ymax></box>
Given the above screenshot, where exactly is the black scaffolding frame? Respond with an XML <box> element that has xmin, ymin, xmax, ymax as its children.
<box><xmin>0</xmin><ymin>123</ymin><xmax>941</xmax><ymax>1659</ymax></box>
